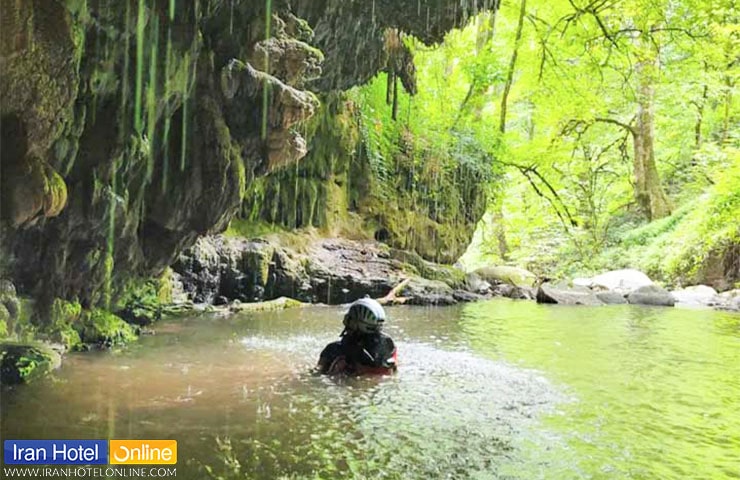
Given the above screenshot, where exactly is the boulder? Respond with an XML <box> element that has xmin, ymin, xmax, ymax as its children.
<box><xmin>404</xmin><ymin>278</ymin><xmax>456</xmax><ymax>306</ymax></box>
<box><xmin>492</xmin><ymin>283</ymin><xmax>515</xmax><ymax>297</ymax></box>
<box><xmin>74</xmin><ymin>309</ymin><xmax>138</xmax><ymax>348</ymax></box>
<box><xmin>595</xmin><ymin>291</ymin><xmax>628</xmax><ymax>305</ymax></box>
<box><xmin>0</xmin><ymin>343</ymin><xmax>62</xmax><ymax>385</ymax></box>
<box><xmin>452</xmin><ymin>290</ymin><xmax>486</xmax><ymax>303</ymax></box>
<box><xmin>510</xmin><ymin>286</ymin><xmax>536</xmax><ymax>300</ymax></box>
<box><xmin>572</xmin><ymin>277</ymin><xmax>593</xmax><ymax>288</ymax></box>
<box><xmin>0</xmin><ymin>279</ymin><xmax>21</xmax><ymax>321</ymax></box>
<box><xmin>0</xmin><ymin>304</ymin><xmax>9</xmax><ymax>337</ymax></box>
<box><xmin>176</xmin><ymin>235</ymin><xmax>488</xmax><ymax>307</ymax></box>
<box><xmin>627</xmin><ymin>285</ymin><xmax>675</xmax><ymax>307</ymax></box>
<box><xmin>591</xmin><ymin>269</ymin><xmax>653</xmax><ymax>294</ymax></box>
<box><xmin>464</xmin><ymin>273</ymin><xmax>491</xmax><ymax>294</ymax></box>
<box><xmin>474</xmin><ymin>266</ymin><xmax>537</xmax><ymax>288</ymax></box>
<box><xmin>671</xmin><ymin>285</ymin><xmax>719</xmax><ymax>307</ymax></box>
<box><xmin>715</xmin><ymin>289</ymin><xmax>740</xmax><ymax>312</ymax></box>
<box><xmin>536</xmin><ymin>283</ymin><xmax>603</xmax><ymax>306</ymax></box>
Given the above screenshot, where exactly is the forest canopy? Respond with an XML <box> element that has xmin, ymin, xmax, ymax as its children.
<box><xmin>354</xmin><ymin>0</ymin><xmax>739</xmax><ymax>286</ymax></box>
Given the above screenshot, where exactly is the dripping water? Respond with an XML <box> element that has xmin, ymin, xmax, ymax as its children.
<box><xmin>134</xmin><ymin>0</ymin><xmax>146</xmax><ymax>133</ymax></box>
<box><xmin>261</xmin><ymin>0</ymin><xmax>273</xmax><ymax>140</ymax></box>
<box><xmin>162</xmin><ymin>1</ymin><xmax>176</xmax><ymax>192</ymax></box>
<box><xmin>118</xmin><ymin>0</ymin><xmax>132</xmax><ymax>145</ymax></box>
<box><xmin>146</xmin><ymin>15</ymin><xmax>160</xmax><ymax>185</ymax></box>
<box><xmin>180</xmin><ymin>52</ymin><xmax>190</xmax><ymax>171</ymax></box>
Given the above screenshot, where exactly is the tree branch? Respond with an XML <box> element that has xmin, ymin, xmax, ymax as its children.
<box><xmin>594</xmin><ymin>117</ymin><xmax>636</xmax><ymax>135</ymax></box>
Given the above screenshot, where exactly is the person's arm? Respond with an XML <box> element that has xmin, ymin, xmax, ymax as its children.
<box><xmin>316</xmin><ymin>341</ymin><xmax>345</xmax><ymax>374</ymax></box>
<box><xmin>381</xmin><ymin>336</ymin><xmax>398</xmax><ymax>370</ymax></box>
<box><xmin>357</xmin><ymin>335</ymin><xmax>397</xmax><ymax>369</ymax></box>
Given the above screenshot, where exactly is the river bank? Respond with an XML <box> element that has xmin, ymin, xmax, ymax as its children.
<box><xmin>171</xmin><ymin>233</ymin><xmax>740</xmax><ymax>313</ymax></box>
<box><xmin>2</xmin><ymin>232</ymin><xmax>739</xmax><ymax>386</ymax></box>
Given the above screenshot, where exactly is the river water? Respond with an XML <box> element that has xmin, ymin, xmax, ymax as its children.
<box><xmin>2</xmin><ymin>299</ymin><xmax>739</xmax><ymax>479</ymax></box>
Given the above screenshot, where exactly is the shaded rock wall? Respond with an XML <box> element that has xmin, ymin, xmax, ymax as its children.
<box><xmin>0</xmin><ymin>0</ymin><xmax>490</xmax><ymax>314</ymax></box>
<box><xmin>174</xmin><ymin>234</ymin><xmax>475</xmax><ymax>306</ymax></box>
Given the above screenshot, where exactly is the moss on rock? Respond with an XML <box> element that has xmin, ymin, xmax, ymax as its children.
<box><xmin>48</xmin><ymin>299</ymin><xmax>83</xmax><ymax>350</ymax></box>
<box><xmin>75</xmin><ymin>309</ymin><xmax>136</xmax><ymax>348</ymax></box>
<box><xmin>0</xmin><ymin>342</ymin><xmax>62</xmax><ymax>385</ymax></box>
<box><xmin>0</xmin><ymin>305</ymin><xmax>9</xmax><ymax>338</ymax></box>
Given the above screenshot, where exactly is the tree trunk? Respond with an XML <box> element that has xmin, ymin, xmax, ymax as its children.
<box><xmin>695</xmin><ymin>78</ymin><xmax>708</xmax><ymax>149</ymax></box>
<box><xmin>499</xmin><ymin>0</ymin><xmax>526</xmax><ymax>134</ymax></box>
<box><xmin>491</xmin><ymin>201</ymin><xmax>509</xmax><ymax>261</ymax></box>
<box><xmin>633</xmin><ymin>47</ymin><xmax>671</xmax><ymax>220</ymax></box>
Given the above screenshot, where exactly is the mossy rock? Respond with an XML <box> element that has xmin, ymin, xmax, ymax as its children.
<box><xmin>117</xmin><ymin>302</ymin><xmax>161</xmax><ymax>326</ymax></box>
<box><xmin>241</xmin><ymin>244</ymin><xmax>275</xmax><ymax>287</ymax></box>
<box><xmin>0</xmin><ymin>279</ymin><xmax>16</xmax><ymax>297</ymax></box>
<box><xmin>51</xmin><ymin>298</ymin><xmax>82</xmax><ymax>324</ymax></box>
<box><xmin>0</xmin><ymin>279</ymin><xmax>21</xmax><ymax>320</ymax></box>
<box><xmin>114</xmin><ymin>279</ymin><xmax>165</xmax><ymax>326</ymax></box>
<box><xmin>389</xmin><ymin>249</ymin><xmax>466</xmax><ymax>288</ymax></box>
<box><xmin>0</xmin><ymin>305</ymin><xmax>9</xmax><ymax>338</ymax></box>
<box><xmin>74</xmin><ymin>309</ymin><xmax>137</xmax><ymax>347</ymax></box>
<box><xmin>229</xmin><ymin>296</ymin><xmax>306</xmax><ymax>312</ymax></box>
<box><xmin>474</xmin><ymin>266</ymin><xmax>538</xmax><ymax>288</ymax></box>
<box><xmin>47</xmin><ymin>299</ymin><xmax>83</xmax><ymax>350</ymax></box>
<box><xmin>48</xmin><ymin>324</ymin><xmax>83</xmax><ymax>351</ymax></box>
<box><xmin>0</xmin><ymin>342</ymin><xmax>62</xmax><ymax>385</ymax></box>
<box><xmin>157</xmin><ymin>268</ymin><xmax>175</xmax><ymax>304</ymax></box>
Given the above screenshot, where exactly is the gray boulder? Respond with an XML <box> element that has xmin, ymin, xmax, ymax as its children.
<box><xmin>591</xmin><ymin>269</ymin><xmax>653</xmax><ymax>294</ymax></box>
<box><xmin>453</xmin><ymin>290</ymin><xmax>486</xmax><ymax>303</ymax></box>
<box><xmin>627</xmin><ymin>285</ymin><xmax>675</xmax><ymax>307</ymax></box>
<box><xmin>715</xmin><ymin>289</ymin><xmax>740</xmax><ymax>312</ymax></box>
<box><xmin>404</xmin><ymin>278</ymin><xmax>456</xmax><ymax>306</ymax></box>
<box><xmin>474</xmin><ymin>266</ymin><xmax>537</xmax><ymax>288</ymax></box>
<box><xmin>509</xmin><ymin>286</ymin><xmax>536</xmax><ymax>300</ymax></box>
<box><xmin>596</xmin><ymin>291</ymin><xmax>628</xmax><ymax>305</ymax></box>
<box><xmin>536</xmin><ymin>283</ymin><xmax>603</xmax><ymax>306</ymax></box>
<box><xmin>464</xmin><ymin>272</ymin><xmax>492</xmax><ymax>294</ymax></box>
<box><xmin>671</xmin><ymin>285</ymin><xmax>719</xmax><ymax>307</ymax></box>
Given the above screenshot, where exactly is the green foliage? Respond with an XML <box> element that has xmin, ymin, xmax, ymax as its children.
<box><xmin>114</xmin><ymin>277</ymin><xmax>170</xmax><ymax>326</ymax></box>
<box><xmin>455</xmin><ymin>0</ymin><xmax>738</xmax><ymax>284</ymax></box>
<box><xmin>75</xmin><ymin>309</ymin><xmax>137</xmax><ymax>347</ymax></box>
<box><xmin>513</xmin><ymin>153</ymin><xmax>740</xmax><ymax>284</ymax></box>
<box><xmin>353</xmin><ymin>63</ymin><xmax>497</xmax><ymax>262</ymax></box>
<box><xmin>49</xmin><ymin>298</ymin><xmax>83</xmax><ymax>350</ymax></box>
<box><xmin>0</xmin><ymin>342</ymin><xmax>61</xmax><ymax>385</ymax></box>
<box><xmin>0</xmin><ymin>309</ymin><xmax>8</xmax><ymax>338</ymax></box>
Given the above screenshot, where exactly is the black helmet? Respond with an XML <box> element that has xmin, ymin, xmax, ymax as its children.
<box><xmin>343</xmin><ymin>298</ymin><xmax>387</xmax><ymax>334</ymax></box>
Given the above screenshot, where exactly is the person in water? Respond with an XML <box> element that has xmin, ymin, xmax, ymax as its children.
<box><xmin>317</xmin><ymin>297</ymin><xmax>397</xmax><ymax>375</ymax></box>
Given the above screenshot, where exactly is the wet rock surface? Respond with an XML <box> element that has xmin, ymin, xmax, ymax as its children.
<box><xmin>174</xmin><ymin>235</ymin><xmax>482</xmax><ymax>306</ymax></box>
<box><xmin>475</xmin><ymin>266</ymin><xmax>537</xmax><ymax>288</ymax></box>
<box><xmin>627</xmin><ymin>285</ymin><xmax>676</xmax><ymax>307</ymax></box>
<box><xmin>714</xmin><ymin>289</ymin><xmax>740</xmax><ymax>312</ymax></box>
<box><xmin>670</xmin><ymin>285</ymin><xmax>719</xmax><ymax>307</ymax></box>
<box><xmin>595</xmin><ymin>291</ymin><xmax>628</xmax><ymax>305</ymax></box>
<box><xmin>589</xmin><ymin>269</ymin><xmax>654</xmax><ymax>294</ymax></box>
<box><xmin>536</xmin><ymin>283</ymin><xmax>603</xmax><ymax>306</ymax></box>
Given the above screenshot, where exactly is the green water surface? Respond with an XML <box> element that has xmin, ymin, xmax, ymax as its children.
<box><xmin>1</xmin><ymin>299</ymin><xmax>738</xmax><ymax>479</ymax></box>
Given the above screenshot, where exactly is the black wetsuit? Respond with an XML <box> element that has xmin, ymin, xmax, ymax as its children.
<box><xmin>317</xmin><ymin>332</ymin><xmax>397</xmax><ymax>375</ymax></box>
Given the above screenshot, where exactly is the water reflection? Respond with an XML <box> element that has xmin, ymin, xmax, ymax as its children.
<box><xmin>460</xmin><ymin>299</ymin><xmax>740</xmax><ymax>479</ymax></box>
<box><xmin>2</xmin><ymin>301</ymin><xmax>739</xmax><ymax>479</ymax></box>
